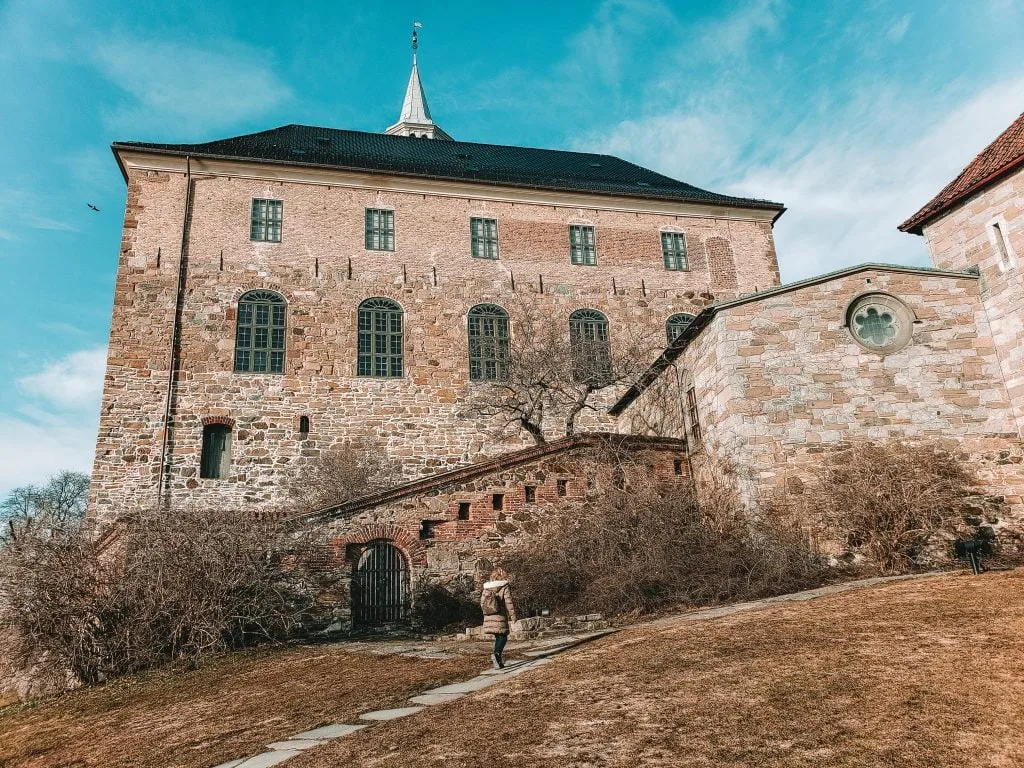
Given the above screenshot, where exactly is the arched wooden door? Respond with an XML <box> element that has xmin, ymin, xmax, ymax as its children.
<box><xmin>352</xmin><ymin>541</ymin><xmax>410</xmax><ymax>626</ymax></box>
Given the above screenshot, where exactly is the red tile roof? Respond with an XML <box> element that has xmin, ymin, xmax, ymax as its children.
<box><xmin>899</xmin><ymin>111</ymin><xmax>1024</xmax><ymax>234</ymax></box>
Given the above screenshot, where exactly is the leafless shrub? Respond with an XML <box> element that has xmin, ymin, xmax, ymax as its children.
<box><xmin>801</xmin><ymin>440</ymin><xmax>980</xmax><ymax>573</ymax></box>
<box><xmin>0</xmin><ymin>506</ymin><xmax>316</xmax><ymax>689</ymax></box>
<box><xmin>285</xmin><ymin>437</ymin><xmax>400</xmax><ymax>512</ymax></box>
<box><xmin>411</xmin><ymin>575</ymin><xmax>483</xmax><ymax>631</ymax></box>
<box><xmin>501</xmin><ymin>446</ymin><xmax>827</xmax><ymax>617</ymax></box>
<box><xmin>463</xmin><ymin>295</ymin><xmax>661</xmax><ymax>444</ymax></box>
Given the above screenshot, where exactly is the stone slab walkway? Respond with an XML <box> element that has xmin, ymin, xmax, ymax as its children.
<box><xmin>211</xmin><ymin>571</ymin><xmax>949</xmax><ymax>768</ymax></box>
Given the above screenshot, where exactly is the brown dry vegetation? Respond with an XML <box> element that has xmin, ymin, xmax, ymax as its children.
<box><xmin>292</xmin><ymin>570</ymin><xmax>1024</xmax><ymax>768</ymax></box>
<box><xmin>0</xmin><ymin>644</ymin><xmax>480</xmax><ymax>768</ymax></box>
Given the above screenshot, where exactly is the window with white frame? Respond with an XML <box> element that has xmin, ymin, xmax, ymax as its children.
<box><xmin>470</xmin><ymin>217</ymin><xmax>499</xmax><ymax>259</ymax></box>
<box><xmin>661</xmin><ymin>232</ymin><xmax>688</xmax><ymax>270</ymax></box>
<box><xmin>365</xmin><ymin>208</ymin><xmax>396</xmax><ymax>251</ymax></box>
<box><xmin>569</xmin><ymin>225</ymin><xmax>597</xmax><ymax>266</ymax></box>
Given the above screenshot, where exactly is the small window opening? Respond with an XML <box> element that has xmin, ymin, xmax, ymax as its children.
<box><xmin>686</xmin><ymin>387</ymin><xmax>702</xmax><ymax>445</ymax></box>
<box><xmin>457</xmin><ymin>502</ymin><xmax>470</xmax><ymax>520</ymax></box>
<box><xmin>420</xmin><ymin>520</ymin><xmax>438</xmax><ymax>540</ymax></box>
<box><xmin>492</xmin><ymin>493</ymin><xmax>504</xmax><ymax>511</ymax></box>
<box><xmin>993</xmin><ymin>222</ymin><xmax>1012</xmax><ymax>267</ymax></box>
<box><xmin>524</xmin><ymin>485</ymin><xmax>536</xmax><ymax>503</ymax></box>
<box><xmin>673</xmin><ymin>459</ymin><xmax>684</xmax><ymax>476</ymax></box>
<box><xmin>298</xmin><ymin>415</ymin><xmax>310</xmax><ymax>437</ymax></box>
<box><xmin>557</xmin><ymin>479</ymin><xmax>568</xmax><ymax>497</ymax></box>
<box><xmin>200</xmin><ymin>424</ymin><xmax>232</xmax><ymax>480</ymax></box>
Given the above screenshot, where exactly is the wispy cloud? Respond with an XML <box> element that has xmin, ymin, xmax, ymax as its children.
<box><xmin>18</xmin><ymin>347</ymin><xmax>107</xmax><ymax>411</ymax></box>
<box><xmin>93</xmin><ymin>38</ymin><xmax>292</xmax><ymax>136</ymax></box>
<box><xmin>886</xmin><ymin>14</ymin><xmax>913</xmax><ymax>43</ymax></box>
<box><xmin>21</xmin><ymin>212</ymin><xmax>80</xmax><ymax>232</ymax></box>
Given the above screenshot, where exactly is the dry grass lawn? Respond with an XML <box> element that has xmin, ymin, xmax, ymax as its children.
<box><xmin>0</xmin><ymin>642</ymin><xmax>481</xmax><ymax>768</ymax></box>
<box><xmin>292</xmin><ymin>570</ymin><xmax>1024</xmax><ymax>768</ymax></box>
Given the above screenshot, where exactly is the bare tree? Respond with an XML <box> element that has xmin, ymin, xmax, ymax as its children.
<box><xmin>1</xmin><ymin>471</ymin><xmax>89</xmax><ymax>545</ymax></box>
<box><xmin>285</xmin><ymin>437</ymin><xmax>400</xmax><ymax>512</ymax></box>
<box><xmin>464</xmin><ymin>295</ymin><xmax>662</xmax><ymax>444</ymax></box>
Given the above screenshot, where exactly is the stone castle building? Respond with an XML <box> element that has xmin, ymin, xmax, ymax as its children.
<box><xmin>88</xmin><ymin>44</ymin><xmax>1024</xmax><ymax>626</ymax></box>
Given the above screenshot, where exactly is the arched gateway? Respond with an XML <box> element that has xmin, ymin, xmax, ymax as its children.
<box><xmin>351</xmin><ymin>540</ymin><xmax>410</xmax><ymax>626</ymax></box>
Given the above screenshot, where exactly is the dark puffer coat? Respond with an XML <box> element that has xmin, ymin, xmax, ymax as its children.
<box><xmin>480</xmin><ymin>580</ymin><xmax>518</xmax><ymax>635</ymax></box>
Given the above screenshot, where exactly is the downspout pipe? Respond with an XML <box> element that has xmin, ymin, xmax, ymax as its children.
<box><xmin>156</xmin><ymin>156</ymin><xmax>193</xmax><ymax>508</ymax></box>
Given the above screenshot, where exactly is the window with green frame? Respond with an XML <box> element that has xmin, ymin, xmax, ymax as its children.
<box><xmin>569</xmin><ymin>308</ymin><xmax>611</xmax><ymax>383</ymax></box>
<box><xmin>467</xmin><ymin>304</ymin><xmax>509</xmax><ymax>380</ymax></box>
<box><xmin>250</xmin><ymin>199</ymin><xmax>282</xmax><ymax>242</ymax></box>
<box><xmin>234</xmin><ymin>290</ymin><xmax>286</xmax><ymax>373</ymax></box>
<box><xmin>661</xmin><ymin>232</ymin><xmax>688</xmax><ymax>270</ymax></box>
<box><xmin>470</xmin><ymin>217</ymin><xmax>499</xmax><ymax>259</ymax></box>
<box><xmin>666</xmin><ymin>313</ymin><xmax>696</xmax><ymax>343</ymax></box>
<box><xmin>357</xmin><ymin>297</ymin><xmax>404</xmax><ymax>377</ymax></box>
<box><xmin>569</xmin><ymin>224</ymin><xmax>597</xmax><ymax>265</ymax></box>
<box><xmin>365</xmin><ymin>208</ymin><xmax>395</xmax><ymax>251</ymax></box>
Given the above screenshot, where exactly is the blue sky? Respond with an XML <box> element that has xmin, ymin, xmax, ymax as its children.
<box><xmin>1</xmin><ymin>0</ymin><xmax>1023</xmax><ymax>496</ymax></box>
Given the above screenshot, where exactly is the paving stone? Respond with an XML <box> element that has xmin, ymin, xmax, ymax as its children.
<box><xmin>359</xmin><ymin>706</ymin><xmax>425</xmax><ymax>721</ymax></box>
<box><xmin>235</xmin><ymin>751</ymin><xmax>300</xmax><ymax>768</ymax></box>
<box><xmin>410</xmin><ymin>692</ymin><xmax>466</xmax><ymax>705</ymax></box>
<box><xmin>421</xmin><ymin>676</ymin><xmax>501</xmax><ymax>695</ymax></box>
<box><xmin>211</xmin><ymin>761</ymin><xmax>246</xmax><ymax>768</ymax></box>
<box><xmin>291</xmin><ymin>723</ymin><xmax>367</xmax><ymax>740</ymax></box>
<box><xmin>266</xmin><ymin>739</ymin><xmax>327</xmax><ymax>751</ymax></box>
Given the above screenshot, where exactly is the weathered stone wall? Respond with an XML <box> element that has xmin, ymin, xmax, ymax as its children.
<box><xmin>88</xmin><ymin>163</ymin><xmax>780</xmax><ymax>521</ymax></box>
<box><xmin>303</xmin><ymin>439</ymin><xmax>689</xmax><ymax>630</ymax></box>
<box><xmin>619</xmin><ymin>267</ymin><xmax>1024</xmax><ymax>518</ymax></box>
<box><xmin>921</xmin><ymin>163</ymin><xmax>1024</xmax><ymax>435</ymax></box>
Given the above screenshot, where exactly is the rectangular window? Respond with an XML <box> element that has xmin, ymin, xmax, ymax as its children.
<box><xmin>492</xmin><ymin>493</ymin><xmax>504</xmax><ymax>511</ymax></box>
<box><xmin>686</xmin><ymin>387</ymin><xmax>701</xmax><ymax>445</ymax></box>
<box><xmin>524</xmin><ymin>485</ymin><xmax>536</xmax><ymax>503</ymax></box>
<box><xmin>457</xmin><ymin>502</ymin><xmax>471</xmax><ymax>520</ymax></box>
<box><xmin>661</xmin><ymin>232</ymin><xmax>689</xmax><ymax>271</ymax></box>
<box><xmin>992</xmin><ymin>222</ymin><xmax>1012</xmax><ymax>268</ymax></box>
<box><xmin>569</xmin><ymin>225</ymin><xmax>597</xmax><ymax>265</ymax></box>
<box><xmin>365</xmin><ymin>208</ymin><xmax>395</xmax><ymax>251</ymax></box>
<box><xmin>419</xmin><ymin>520</ymin><xmax>438</xmax><ymax>540</ymax></box>
<box><xmin>470</xmin><ymin>217</ymin><xmax>499</xmax><ymax>259</ymax></box>
<box><xmin>200</xmin><ymin>425</ymin><xmax>232</xmax><ymax>480</ymax></box>
<box><xmin>673</xmin><ymin>459</ymin><xmax>684</xmax><ymax>476</ymax></box>
<box><xmin>250</xmin><ymin>199</ymin><xmax>282</xmax><ymax>242</ymax></box>
<box><xmin>557</xmin><ymin>479</ymin><xmax>567</xmax><ymax>497</ymax></box>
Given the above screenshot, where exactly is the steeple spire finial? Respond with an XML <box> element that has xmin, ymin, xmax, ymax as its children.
<box><xmin>384</xmin><ymin>21</ymin><xmax>453</xmax><ymax>140</ymax></box>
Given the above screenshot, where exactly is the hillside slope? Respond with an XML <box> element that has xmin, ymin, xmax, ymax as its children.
<box><xmin>294</xmin><ymin>570</ymin><xmax>1024</xmax><ymax>768</ymax></box>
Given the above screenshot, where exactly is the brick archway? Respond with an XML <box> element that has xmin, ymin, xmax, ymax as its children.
<box><xmin>332</xmin><ymin>523</ymin><xmax>426</xmax><ymax>566</ymax></box>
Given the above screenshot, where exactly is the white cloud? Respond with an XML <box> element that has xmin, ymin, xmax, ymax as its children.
<box><xmin>21</xmin><ymin>212</ymin><xmax>80</xmax><ymax>232</ymax></box>
<box><xmin>701</xmin><ymin>0</ymin><xmax>786</xmax><ymax>59</ymax></box>
<box><xmin>886</xmin><ymin>14</ymin><xmax>913</xmax><ymax>43</ymax></box>
<box><xmin>93</xmin><ymin>38</ymin><xmax>292</xmax><ymax>135</ymax></box>
<box><xmin>0</xmin><ymin>415</ymin><xmax>97</xmax><ymax>498</ymax></box>
<box><xmin>18</xmin><ymin>347</ymin><xmax>107</xmax><ymax>411</ymax></box>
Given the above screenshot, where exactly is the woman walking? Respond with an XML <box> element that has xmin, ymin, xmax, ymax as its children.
<box><xmin>480</xmin><ymin>568</ymin><xmax>518</xmax><ymax>669</ymax></box>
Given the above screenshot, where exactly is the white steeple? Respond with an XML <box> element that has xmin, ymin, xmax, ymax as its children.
<box><xmin>385</xmin><ymin>22</ymin><xmax>453</xmax><ymax>140</ymax></box>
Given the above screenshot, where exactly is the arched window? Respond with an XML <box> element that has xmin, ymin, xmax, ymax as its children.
<box><xmin>200</xmin><ymin>424</ymin><xmax>232</xmax><ymax>479</ymax></box>
<box><xmin>234</xmin><ymin>290</ymin><xmax>286</xmax><ymax>373</ymax></box>
<box><xmin>666</xmin><ymin>313</ymin><xmax>696</xmax><ymax>344</ymax></box>
<box><xmin>467</xmin><ymin>304</ymin><xmax>510</xmax><ymax>381</ymax></box>
<box><xmin>357</xmin><ymin>298</ymin><xmax>404</xmax><ymax>377</ymax></box>
<box><xmin>569</xmin><ymin>309</ymin><xmax>611</xmax><ymax>384</ymax></box>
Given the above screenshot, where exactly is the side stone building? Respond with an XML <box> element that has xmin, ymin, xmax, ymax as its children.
<box><xmin>88</xmin><ymin>50</ymin><xmax>1024</xmax><ymax>629</ymax></box>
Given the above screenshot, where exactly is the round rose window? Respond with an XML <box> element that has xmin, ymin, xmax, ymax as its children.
<box><xmin>846</xmin><ymin>293</ymin><xmax>913</xmax><ymax>353</ymax></box>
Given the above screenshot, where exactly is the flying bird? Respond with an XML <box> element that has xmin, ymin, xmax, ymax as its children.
<box><xmin>87</xmin><ymin>203</ymin><xmax>100</xmax><ymax>212</ymax></box>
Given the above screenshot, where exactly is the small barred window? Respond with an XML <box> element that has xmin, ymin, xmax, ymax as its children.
<box><xmin>200</xmin><ymin>424</ymin><xmax>232</xmax><ymax>479</ymax></box>
<box><xmin>468</xmin><ymin>304</ymin><xmax>510</xmax><ymax>381</ymax></box>
<box><xmin>250</xmin><ymin>199</ymin><xmax>282</xmax><ymax>242</ymax></box>
<box><xmin>569</xmin><ymin>225</ymin><xmax>597</xmax><ymax>266</ymax></box>
<box><xmin>661</xmin><ymin>232</ymin><xmax>688</xmax><ymax>271</ymax></box>
<box><xmin>666</xmin><ymin>313</ymin><xmax>696</xmax><ymax>344</ymax></box>
<box><xmin>365</xmin><ymin>208</ymin><xmax>395</xmax><ymax>251</ymax></box>
<box><xmin>357</xmin><ymin>297</ymin><xmax>404</xmax><ymax>377</ymax></box>
<box><xmin>470</xmin><ymin>217</ymin><xmax>499</xmax><ymax>259</ymax></box>
<box><xmin>234</xmin><ymin>290</ymin><xmax>286</xmax><ymax>373</ymax></box>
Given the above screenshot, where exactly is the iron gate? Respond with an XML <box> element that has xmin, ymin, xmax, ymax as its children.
<box><xmin>352</xmin><ymin>540</ymin><xmax>410</xmax><ymax>626</ymax></box>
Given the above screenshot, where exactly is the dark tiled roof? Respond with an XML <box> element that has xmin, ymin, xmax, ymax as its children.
<box><xmin>113</xmin><ymin>124</ymin><xmax>784</xmax><ymax>213</ymax></box>
<box><xmin>900</xmin><ymin>111</ymin><xmax>1024</xmax><ymax>234</ymax></box>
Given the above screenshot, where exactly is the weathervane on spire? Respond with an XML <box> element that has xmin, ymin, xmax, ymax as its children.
<box><xmin>412</xmin><ymin>21</ymin><xmax>422</xmax><ymax>56</ymax></box>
